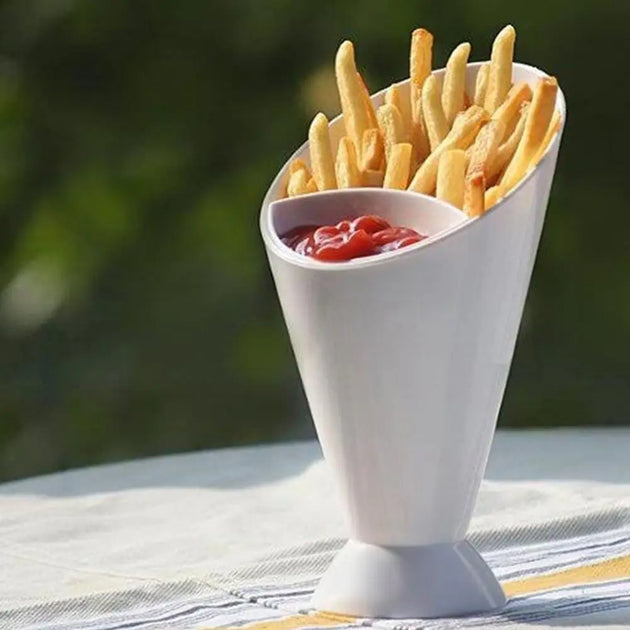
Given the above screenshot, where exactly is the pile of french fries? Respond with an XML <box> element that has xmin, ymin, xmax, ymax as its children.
<box><xmin>283</xmin><ymin>25</ymin><xmax>562</xmax><ymax>217</ymax></box>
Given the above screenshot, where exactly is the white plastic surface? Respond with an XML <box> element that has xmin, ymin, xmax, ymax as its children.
<box><xmin>260</xmin><ymin>62</ymin><xmax>565</xmax><ymax>618</ymax></box>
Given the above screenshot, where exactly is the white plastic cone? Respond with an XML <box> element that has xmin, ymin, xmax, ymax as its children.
<box><xmin>260</xmin><ymin>62</ymin><xmax>565</xmax><ymax>619</ymax></box>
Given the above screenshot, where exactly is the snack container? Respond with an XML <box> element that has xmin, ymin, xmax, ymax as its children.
<box><xmin>259</xmin><ymin>62</ymin><xmax>565</xmax><ymax>619</ymax></box>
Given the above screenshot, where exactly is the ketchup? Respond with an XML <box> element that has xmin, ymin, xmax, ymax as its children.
<box><xmin>281</xmin><ymin>215</ymin><xmax>426</xmax><ymax>262</ymax></box>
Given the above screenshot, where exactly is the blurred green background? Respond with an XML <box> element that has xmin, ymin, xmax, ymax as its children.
<box><xmin>0</xmin><ymin>0</ymin><xmax>628</xmax><ymax>482</ymax></box>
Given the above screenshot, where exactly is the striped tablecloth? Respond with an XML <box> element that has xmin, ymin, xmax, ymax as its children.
<box><xmin>1</xmin><ymin>429</ymin><xmax>629</xmax><ymax>630</ymax></box>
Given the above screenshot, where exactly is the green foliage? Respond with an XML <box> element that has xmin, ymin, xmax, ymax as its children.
<box><xmin>0</xmin><ymin>0</ymin><xmax>628</xmax><ymax>481</ymax></box>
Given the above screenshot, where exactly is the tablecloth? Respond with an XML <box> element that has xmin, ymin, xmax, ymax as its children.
<box><xmin>1</xmin><ymin>429</ymin><xmax>629</xmax><ymax>630</ymax></box>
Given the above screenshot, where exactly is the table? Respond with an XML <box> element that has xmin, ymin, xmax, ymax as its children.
<box><xmin>1</xmin><ymin>429</ymin><xmax>630</xmax><ymax>630</ymax></box>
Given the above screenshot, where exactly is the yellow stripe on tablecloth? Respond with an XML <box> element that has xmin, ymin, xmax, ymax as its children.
<box><xmin>503</xmin><ymin>554</ymin><xmax>630</xmax><ymax>596</ymax></box>
<box><xmin>224</xmin><ymin>612</ymin><xmax>357</xmax><ymax>630</ymax></box>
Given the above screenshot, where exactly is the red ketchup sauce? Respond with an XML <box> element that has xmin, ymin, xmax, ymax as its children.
<box><xmin>281</xmin><ymin>215</ymin><xmax>427</xmax><ymax>262</ymax></box>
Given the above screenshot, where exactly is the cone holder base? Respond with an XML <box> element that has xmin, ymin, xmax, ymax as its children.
<box><xmin>311</xmin><ymin>540</ymin><xmax>506</xmax><ymax>619</ymax></box>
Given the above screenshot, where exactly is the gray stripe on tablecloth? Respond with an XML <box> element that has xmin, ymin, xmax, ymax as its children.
<box><xmin>469</xmin><ymin>506</ymin><xmax>630</xmax><ymax>551</ymax></box>
<box><xmin>0</xmin><ymin>579</ymin><xmax>233</xmax><ymax>630</ymax></box>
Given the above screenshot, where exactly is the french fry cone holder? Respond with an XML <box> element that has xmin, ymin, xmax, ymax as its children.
<box><xmin>259</xmin><ymin>63</ymin><xmax>565</xmax><ymax>619</ymax></box>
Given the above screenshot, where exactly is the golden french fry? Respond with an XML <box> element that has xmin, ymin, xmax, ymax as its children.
<box><xmin>436</xmin><ymin>149</ymin><xmax>467</xmax><ymax>209</ymax></box>
<box><xmin>288</xmin><ymin>169</ymin><xmax>318</xmax><ymax>197</ymax></box>
<box><xmin>464</xmin><ymin>171</ymin><xmax>486</xmax><ymax>217</ymax></box>
<box><xmin>503</xmin><ymin>94</ymin><xmax>531</xmax><ymax>140</ymax></box>
<box><xmin>357</xmin><ymin>72</ymin><xmax>378</xmax><ymax>129</ymax></box>
<box><xmin>377</xmin><ymin>103</ymin><xmax>405</xmax><ymax>161</ymax></box>
<box><xmin>422</xmin><ymin>74</ymin><xmax>449</xmax><ymax>151</ymax></box>
<box><xmin>484</xmin><ymin>25</ymin><xmax>516</xmax><ymax>114</ymax></box>
<box><xmin>383</xmin><ymin>142</ymin><xmax>412</xmax><ymax>189</ymax></box>
<box><xmin>283</xmin><ymin>158</ymin><xmax>312</xmax><ymax>198</ymax></box>
<box><xmin>484</xmin><ymin>185</ymin><xmax>502</xmax><ymax>209</ymax></box>
<box><xmin>500</xmin><ymin>77</ymin><xmax>558</xmax><ymax>193</ymax></box>
<box><xmin>474</xmin><ymin>63</ymin><xmax>490</xmax><ymax>107</ymax></box>
<box><xmin>410</xmin><ymin>28</ymin><xmax>433</xmax><ymax>122</ymax></box>
<box><xmin>308</xmin><ymin>113</ymin><xmax>337</xmax><ymax>190</ymax></box>
<box><xmin>451</xmin><ymin>105</ymin><xmax>490</xmax><ymax>139</ymax></box>
<box><xmin>491</xmin><ymin>82</ymin><xmax>532</xmax><ymax>141</ymax></box>
<box><xmin>410</xmin><ymin>28</ymin><xmax>433</xmax><ymax>163</ymax></box>
<box><xmin>467</xmin><ymin>119</ymin><xmax>506</xmax><ymax>179</ymax></box>
<box><xmin>361</xmin><ymin>128</ymin><xmax>385</xmax><ymax>171</ymax></box>
<box><xmin>532</xmin><ymin>108</ymin><xmax>562</xmax><ymax>166</ymax></box>
<box><xmin>442</xmin><ymin>42</ymin><xmax>471</xmax><ymax>127</ymax></box>
<box><xmin>502</xmin><ymin>108</ymin><xmax>519</xmax><ymax>140</ymax></box>
<box><xmin>463</xmin><ymin>91</ymin><xmax>472</xmax><ymax>109</ymax></box>
<box><xmin>335</xmin><ymin>136</ymin><xmax>362</xmax><ymax>188</ymax></box>
<box><xmin>465</xmin><ymin>143</ymin><xmax>473</xmax><ymax>163</ymax></box>
<box><xmin>487</xmin><ymin>101</ymin><xmax>529</xmax><ymax>184</ymax></box>
<box><xmin>411</xmin><ymin>106</ymin><xmax>431</xmax><ymax>165</ymax></box>
<box><xmin>362</xmin><ymin>168</ymin><xmax>385</xmax><ymax>187</ymax></box>
<box><xmin>335</xmin><ymin>41</ymin><xmax>373</xmax><ymax>160</ymax></box>
<box><xmin>289</xmin><ymin>158</ymin><xmax>310</xmax><ymax>176</ymax></box>
<box><xmin>385</xmin><ymin>84</ymin><xmax>413</xmax><ymax>142</ymax></box>
<box><xmin>408</xmin><ymin>105</ymin><xmax>489</xmax><ymax>194</ymax></box>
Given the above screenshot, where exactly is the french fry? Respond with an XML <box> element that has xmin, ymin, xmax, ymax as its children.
<box><xmin>503</xmin><ymin>91</ymin><xmax>531</xmax><ymax>139</ymax></box>
<box><xmin>408</xmin><ymin>105</ymin><xmax>489</xmax><ymax>194</ymax></box>
<box><xmin>502</xmin><ymin>108</ymin><xmax>520</xmax><ymax>140</ymax></box>
<box><xmin>362</xmin><ymin>168</ymin><xmax>385</xmax><ymax>187</ymax></box>
<box><xmin>500</xmin><ymin>77</ymin><xmax>558</xmax><ymax>193</ymax></box>
<box><xmin>474</xmin><ymin>63</ymin><xmax>490</xmax><ymax>106</ymax></box>
<box><xmin>361</xmin><ymin>128</ymin><xmax>385</xmax><ymax>171</ymax></box>
<box><xmin>436</xmin><ymin>149</ymin><xmax>467</xmax><ymax>209</ymax></box>
<box><xmin>467</xmin><ymin>119</ymin><xmax>506</xmax><ymax>179</ymax></box>
<box><xmin>288</xmin><ymin>169</ymin><xmax>318</xmax><ymax>197</ymax></box>
<box><xmin>465</xmin><ymin>143</ymin><xmax>473</xmax><ymax>164</ymax></box>
<box><xmin>422</xmin><ymin>74</ymin><xmax>449</xmax><ymax>151</ymax></box>
<box><xmin>377</xmin><ymin>103</ymin><xmax>405</xmax><ymax>161</ymax></box>
<box><xmin>410</xmin><ymin>28</ymin><xmax>433</xmax><ymax>121</ymax></box>
<box><xmin>410</xmin><ymin>28</ymin><xmax>433</xmax><ymax>163</ymax></box>
<box><xmin>484</xmin><ymin>185</ymin><xmax>502</xmax><ymax>209</ymax></box>
<box><xmin>442</xmin><ymin>42</ymin><xmax>471</xmax><ymax>127</ymax></box>
<box><xmin>484</xmin><ymin>25</ymin><xmax>516</xmax><ymax>114</ymax></box>
<box><xmin>308</xmin><ymin>113</ymin><xmax>337</xmax><ymax>190</ymax></box>
<box><xmin>335</xmin><ymin>136</ymin><xmax>362</xmax><ymax>188</ymax></box>
<box><xmin>357</xmin><ymin>72</ymin><xmax>378</xmax><ymax>129</ymax></box>
<box><xmin>463</xmin><ymin>91</ymin><xmax>472</xmax><ymax>109</ymax></box>
<box><xmin>289</xmin><ymin>158</ymin><xmax>310</xmax><ymax>176</ymax></box>
<box><xmin>411</xmin><ymin>100</ymin><xmax>431</xmax><ymax>165</ymax></box>
<box><xmin>383</xmin><ymin>142</ymin><xmax>412</xmax><ymax>189</ymax></box>
<box><xmin>385</xmin><ymin>84</ymin><xmax>413</xmax><ymax>142</ymax></box>
<box><xmin>532</xmin><ymin>108</ymin><xmax>562</xmax><ymax>166</ymax></box>
<box><xmin>282</xmin><ymin>158</ymin><xmax>312</xmax><ymax>198</ymax></box>
<box><xmin>464</xmin><ymin>171</ymin><xmax>486</xmax><ymax>217</ymax></box>
<box><xmin>487</xmin><ymin>101</ymin><xmax>529</xmax><ymax>184</ymax></box>
<box><xmin>453</xmin><ymin>105</ymin><xmax>491</xmax><ymax>140</ymax></box>
<box><xmin>491</xmin><ymin>82</ymin><xmax>532</xmax><ymax>142</ymax></box>
<box><xmin>335</xmin><ymin>41</ymin><xmax>373</xmax><ymax>161</ymax></box>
